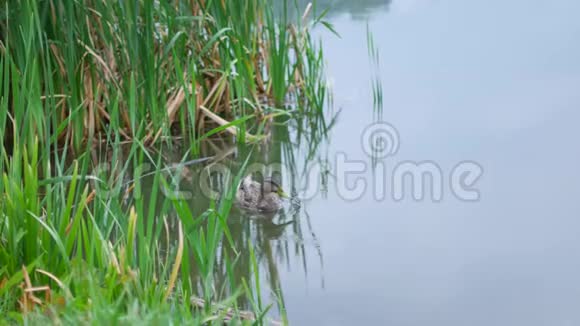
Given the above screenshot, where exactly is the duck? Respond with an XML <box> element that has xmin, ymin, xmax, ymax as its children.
<box><xmin>235</xmin><ymin>176</ymin><xmax>288</xmax><ymax>213</ymax></box>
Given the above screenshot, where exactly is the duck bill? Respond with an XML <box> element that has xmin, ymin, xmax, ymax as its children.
<box><xmin>278</xmin><ymin>189</ymin><xmax>290</xmax><ymax>199</ymax></box>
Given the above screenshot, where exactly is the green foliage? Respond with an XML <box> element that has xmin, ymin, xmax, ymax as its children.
<box><xmin>0</xmin><ymin>0</ymin><xmax>332</xmax><ymax>323</ymax></box>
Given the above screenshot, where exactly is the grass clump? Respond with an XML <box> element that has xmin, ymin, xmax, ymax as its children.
<box><xmin>0</xmin><ymin>0</ymin><xmax>334</xmax><ymax>323</ymax></box>
<box><xmin>1</xmin><ymin>0</ymin><xmax>329</xmax><ymax>152</ymax></box>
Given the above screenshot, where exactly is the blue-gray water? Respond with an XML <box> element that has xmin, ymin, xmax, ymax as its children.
<box><xmin>255</xmin><ymin>1</ymin><xmax>580</xmax><ymax>325</ymax></box>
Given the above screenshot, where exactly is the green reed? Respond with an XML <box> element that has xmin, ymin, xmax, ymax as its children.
<box><xmin>0</xmin><ymin>0</ymin><xmax>334</xmax><ymax>323</ymax></box>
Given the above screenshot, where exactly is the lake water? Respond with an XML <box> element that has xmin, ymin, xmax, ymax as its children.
<box><xmin>230</xmin><ymin>1</ymin><xmax>580</xmax><ymax>325</ymax></box>
<box><xmin>142</xmin><ymin>1</ymin><xmax>580</xmax><ymax>325</ymax></box>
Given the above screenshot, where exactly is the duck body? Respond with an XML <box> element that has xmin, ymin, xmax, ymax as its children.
<box><xmin>235</xmin><ymin>176</ymin><xmax>285</xmax><ymax>213</ymax></box>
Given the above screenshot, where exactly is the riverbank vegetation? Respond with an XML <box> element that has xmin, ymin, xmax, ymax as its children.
<box><xmin>0</xmin><ymin>0</ymin><xmax>332</xmax><ymax>323</ymax></box>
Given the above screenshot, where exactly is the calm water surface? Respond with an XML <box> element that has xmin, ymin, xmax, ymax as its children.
<box><xmin>183</xmin><ymin>1</ymin><xmax>580</xmax><ymax>325</ymax></box>
<box><xmin>264</xmin><ymin>1</ymin><xmax>580</xmax><ymax>324</ymax></box>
